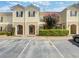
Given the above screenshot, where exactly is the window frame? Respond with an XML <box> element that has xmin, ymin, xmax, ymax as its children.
<box><xmin>28</xmin><ymin>11</ymin><xmax>35</xmax><ymax>17</ymax></box>
<box><xmin>16</xmin><ymin>11</ymin><xmax>23</xmax><ymax>17</ymax></box>
<box><xmin>0</xmin><ymin>17</ymin><xmax>3</xmax><ymax>22</ymax></box>
<box><xmin>70</xmin><ymin>11</ymin><xmax>77</xmax><ymax>16</ymax></box>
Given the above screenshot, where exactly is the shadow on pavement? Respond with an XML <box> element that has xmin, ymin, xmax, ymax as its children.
<box><xmin>68</xmin><ymin>39</ymin><xmax>79</xmax><ymax>47</ymax></box>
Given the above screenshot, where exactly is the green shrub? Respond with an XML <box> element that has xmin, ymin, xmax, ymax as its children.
<box><xmin>39</xmin><ymin>29</ymin><xmax>69</xmax><ymax>36</ymax></box>
<box><xmin>6</xmin><ymin>27</ymin><xmax>15</xmax><ymax>36</ymax></box>
<box><xmin>6</xmin><ymin>32</ymin><xmax>12</xmax><ymax>36</ymax></box>
<box><xmin>0</xmin><ymin>32</ymin><xmax>6</xmax><ymax>35</ymax></box>
<box><xmin>11</xmin><ymin>27</ymin><xmax>15</xmax><ymax>36</ymax></box>
<box><xmin>0</xmin><ymin>32</ymin><xmax>13</xmax><ymax>36</ymax></box>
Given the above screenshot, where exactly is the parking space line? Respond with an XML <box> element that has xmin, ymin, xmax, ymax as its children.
<box><xmin>0</xmin><ymin>39</ymin><xmax>23</xmax><ymax>49</ymax></box>
<box><xmin>0</xmin><ymin>40</ymin><xmax>15</xmax><ymax>48</ymax></box>
<box><xmin>18</xmin><ymin>39</ymin><xmax>32</xmax><ymax>58</ymax></box>
<box><xmin>0</xmin><ymin>43</ymin><xmax>17</xmax><ymax>56</ymax></box>
<box><xmin>49</xmin><ymin>40</ymin><xmax>64</xmax><ymax>58</ymax></box>
<box><xmin>0</xmin><ymin>40</ymin><xmax>23</xmax><ymax>56</ymax></box>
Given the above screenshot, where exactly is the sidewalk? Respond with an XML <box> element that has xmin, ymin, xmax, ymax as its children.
<box><xmin>0</xmin><ymin>35</ymin><xmax>73</xmax><ymax>40</ymax></box>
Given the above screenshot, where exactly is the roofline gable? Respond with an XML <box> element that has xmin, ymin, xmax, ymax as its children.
<box><xmin>25</xmin><ymin>4</ymin><xmax>40</xmax><ymax>11</ymax></box>
<box><xmin>10</xmin><ymin>4</ymin><xmax>24</xmax><ymax>10</ymax></box>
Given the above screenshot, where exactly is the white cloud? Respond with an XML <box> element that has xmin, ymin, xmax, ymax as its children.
<box><xmin>35</xmin><ymin>1</ymin><xmax>51</xmax><ymax>6</ymax></box>
<box><xmin>0</xmin><ymin>1</ymin><xmax>78</xmax><ymax>12</ymax></box>
<box><xmin>33</xmin><ymin>3</ymin><xmax>40</xmax><ymax>7</ymax></box>
<box><xmin>7</xmin><ymin>1</ymin><xmax>23</xmax><ymax>6</ymax></box>
<box><xmin>0</xmin><ymin>6</ymin><xmax>11</xmax><ymax>12</ymax></box>
<box><xmin>45</xmin><ymin>6</ymin><xmax>66</xmax><ymax>12</ymax></box>
<box><xmin>29</xmin><ymin>1</ymin><xmax>51</xmax><ymax>7</ymax></box>
<box><xmin>0</xmin><ymin>1</ymin><xmax>24</xmax><ymax>12</ymax></box>
<box><xmin>55</xmin><ymin>1</ymin><xmax>65</xmax><ymax>5</ymax></box>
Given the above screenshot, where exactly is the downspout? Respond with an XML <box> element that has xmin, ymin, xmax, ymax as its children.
<box><xmin>24</xmin><ymin>9</ymin><xmax>25</xmax><ymax>36</ymax></box>
<box><xmin>77</xmin><ymin>11</ymin><xmax>79</xmax><ymax>34</ymax></box>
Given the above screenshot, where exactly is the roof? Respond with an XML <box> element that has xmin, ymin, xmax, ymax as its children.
<box><xmin>11</xmin><ymin>4</ymin><xmax>24</xmax><ymax>10</ymax></box>
<box><xmin>70</xmin><ymin>3</ymin><xmax>79</xmax><ymax>8</ymax></box>
<box><xmin>11</xmin><ymin>4</ymin><xmax>40</xmax><ymax>11</ymax></box>
<box><xmin>0</xmin><ymin>12</ymin><xmax>12</xmax><ymax>16</ymax></box>
<box><xmin>25</xmin><ymin>4</ymin><xmax>40</xmax><ymax>10</ymax></box>
<box><xmin>40</xmin><ymin>12</ymin><xmax>60</xmax><ymax>17</ymax></box>
<box><xmin>61</xmin><ymin>3</ymin><xmax>79</xmax><ymax>12</ymax></box>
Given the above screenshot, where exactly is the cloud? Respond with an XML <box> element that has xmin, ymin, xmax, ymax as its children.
<box><xmin>53</xmin><ymin>7</ymin><xmax>66</xmax><ymax>12</ymax></box>
<box><xmin>35</xmin><ymin>1</ymin><xmax>51</xmax><ymax>6</ymax></box>
<box><xmin>29</xmin><ymin>1</ymin><xmax>51</xmax><ymax>7</ymax></box>
<box><xmin>33</xmin><ymin>3</ymin><xmax>40</xmax><ymax>7</ymax></box>
<box><xmin>7</xmin><ymin>1</ymin><xmax>23</xmax><ymax>6</ymax></box>
<box><xmin>55</xmin><ymin>1</ymin><xmax>65</xmax><ymax>5</ymax></box>
<box><xmin>0</xmin><ymin>6</ymin><xmax>11</xmax><ymax>12</ymax></box>
<box><xmin>0</xmin><ymin>1</ymin><xmax>78</xmax><ymax>12</ymax></box>
<box><xmin>45</xmin><ymin>6</ymin><xmax>66</xmax><ymax>12</ymax></box>
<box><xmin>0</xmin><ymin>1</ymin><xmax>24</xmax><ymax>12</ymax></box>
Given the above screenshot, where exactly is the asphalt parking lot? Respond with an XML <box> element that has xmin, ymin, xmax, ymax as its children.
<box><xmin>0</xmin><ymin>38</ymin><xmax>79</xmax><ymax>58</ymax></box>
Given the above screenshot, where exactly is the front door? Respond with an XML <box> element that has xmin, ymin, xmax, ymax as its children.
<box><xmin>29</xmin><ymin>25</ymin><xmax>35</xmax><ymax>35</ymax></box>
<box><xmin>17</xmin><ymin>25</ymin><xmax>23</xmax><ymax>34</ymax></box>
<box><xmin>70</xmin><ymin>24</ymin><xmax>76</xmax><ymax>34</ymax></box>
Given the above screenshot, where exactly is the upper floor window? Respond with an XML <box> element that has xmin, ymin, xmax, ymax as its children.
<box><xmin>16</xmin><ymin>11</ymin><xmax>23</xmax><ymax>17</ymax></box>
<box><xmin>33</xmin><ymin>11</ymin><xmax>35</xmax><ymax>17</ymax></box>
<box><xmin>70</xmin><ymin>11</ymin><xmax>77</xmax><ymax>16</ymax></box>
<box><xmin>28</xmin><ymin>11</ymin><xmax>35</xmax><ymax>17</ymax></box>
<box><xmin>0</xmin><ymin>17</ymin><xmax>3</xmax><ymax>22</ymax></box>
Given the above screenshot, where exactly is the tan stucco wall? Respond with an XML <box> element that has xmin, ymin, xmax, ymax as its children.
<box><xmin>0</xmin><ymin>13</ymin><xmax>12</xmax><ymax>32</ymax></box>
<box><xmin>66</xmin><ymin>7</ymin><xmax>79</xmax><ymax>34</ymax></box>
<box><xmin>60</xmin><ymin>9</ymin><xmax>67</xmax><ymax>28</ymax></box>
<box><xmin>3</xmin><ymin>4</ymin><xmax>79</xmax><ymax>36</ymax></box>
<box><xmin>0</xmin><ymin>13</ymin><xmax>12</xmax><ymax>24</ymax></box>
<box><xmin>13</xmin><ymin>22</ymin><xmax>39</xmax><ymax>36</ymax></box>
<box><xmin>12</xmin><ymin>5</ymin><xmax>40</xmax><ymax>36</ymax></box>
<box><xmin>25</xmin><ymin>22</ymin><xmax>39</xmax><ymax>36</ymax></box>
<box><xmin>61</xmin><ymin>7</ymin><xmax>79</xmax><ymax>35</ymax></box>
<box><xmin>0</xmin><ymin>24</ymin><xmax>12</xmax><ymax>31</ymax></box>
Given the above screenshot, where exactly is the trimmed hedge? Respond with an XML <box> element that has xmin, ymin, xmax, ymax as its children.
<box><xmin>39</xmin><ymin>29</ymin><xmax>69</xmax><ymax>36</ymax></box>
<box><xmin>0</xmin><ymin>32</ymin><xmax>6</xmax><ymax>35</ymax></box>
<box><xmin>0</xmin><ymin>32</ymin><xmax>14</xmax><ymax>36</ymax></box>
<box><xmin>6</xmin><ymin>32</ymin><xmax>12</xmax><ymax>36</ymax></box>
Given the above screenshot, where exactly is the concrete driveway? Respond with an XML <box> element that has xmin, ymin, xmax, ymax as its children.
<box><xmin>0</xmin><ymin>38</ymin><xmax>78</xmax><ymax>58</ymax></box>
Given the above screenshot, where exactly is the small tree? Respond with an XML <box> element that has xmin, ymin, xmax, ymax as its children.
<box><xmin>44</xmin><ymin>15</ymin><xmax>57</xmax><ymax>29</ymax></box>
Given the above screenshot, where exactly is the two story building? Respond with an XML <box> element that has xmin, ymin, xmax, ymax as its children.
<box><xmin>60</xmin><ymin>4</ymin><xmax>79</xmax><ymax>35</ymax></box>
<box><xmin>0</xmin><ymin>3</ymin><xmax>79</xmax><ymax>36</ymax></box>
<box><xmin>0</xmin><ymin>4</ymin><xmax>42</xmax><ymax>36</ymax></box>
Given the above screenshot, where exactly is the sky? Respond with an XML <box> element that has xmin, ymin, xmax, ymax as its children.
<box><xmin>0</xmin><ymin>1</ymin><xmax>79</xmax><ymax>12</ymax></box>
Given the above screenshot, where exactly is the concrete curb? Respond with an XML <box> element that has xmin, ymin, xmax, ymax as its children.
<box><xmin>0</xmin><ymin>36</ymin><xmax>73</xmax><ymax>40</ymax></box>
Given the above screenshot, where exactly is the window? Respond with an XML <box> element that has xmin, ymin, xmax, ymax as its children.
<box><xmin>28</xmin><ymin>11</ymin><xmax>35</xmax><ymax>17</ymax></box>
<box><xmin>16</xmin><ymin>11</ymin><xmax>23</xmax><ymax>17</ymax></box>
<box><xmin>21</xmin><ymin>11</ymin><xmax>23</xmax><ymax>17</ymax></box>
<box><xmin>70</xmin><ymin>11</ymin><xmax>77</xmax><ymax>16</ymax></box>
<box><xmin>28</xmin><ymin>11</ymin><xmax>30</xmax><ymax>17</ymax></box>
<box><xmin>0</xmin><ymin>27</ymin><xmax>2</xmax><ymax>31</ymax></box>
<box><xmin>33</xmin><ymin>11</ymin><xmax>35</xmax><ymax>17</ymax></box>
<box><xmin>1</xmin><ymin>17</ymin><xmax>3</xmax><ymax>22</ymax></box>
<box><xmin>16</xmin><ymin>11</ymin><xmax>18</xmax><ymax>17</ymax></box>
<box><xmin>0</xmin><ymin>17</ymin><xmax>3</xmax><ymax>22</ymax></box>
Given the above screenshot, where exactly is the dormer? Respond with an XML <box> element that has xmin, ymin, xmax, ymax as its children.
<box><xmin>11</xmin><ymin>4</ymin><xmax>25</xmax><ymax>18</ymax></box>
<box><xmin>25</xmin><ymin>4</ymin><xmax>40</xmax><ymax>11</ymax></box>
<box><xmin>11</xmin><ymin>4</ymin><xmax>25</xmax><ymax>22</ymax></box>
<box><xmin>25</xmin><ymin>4</ymin><xmax>40</xmax><ymax>18</ymax></box>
